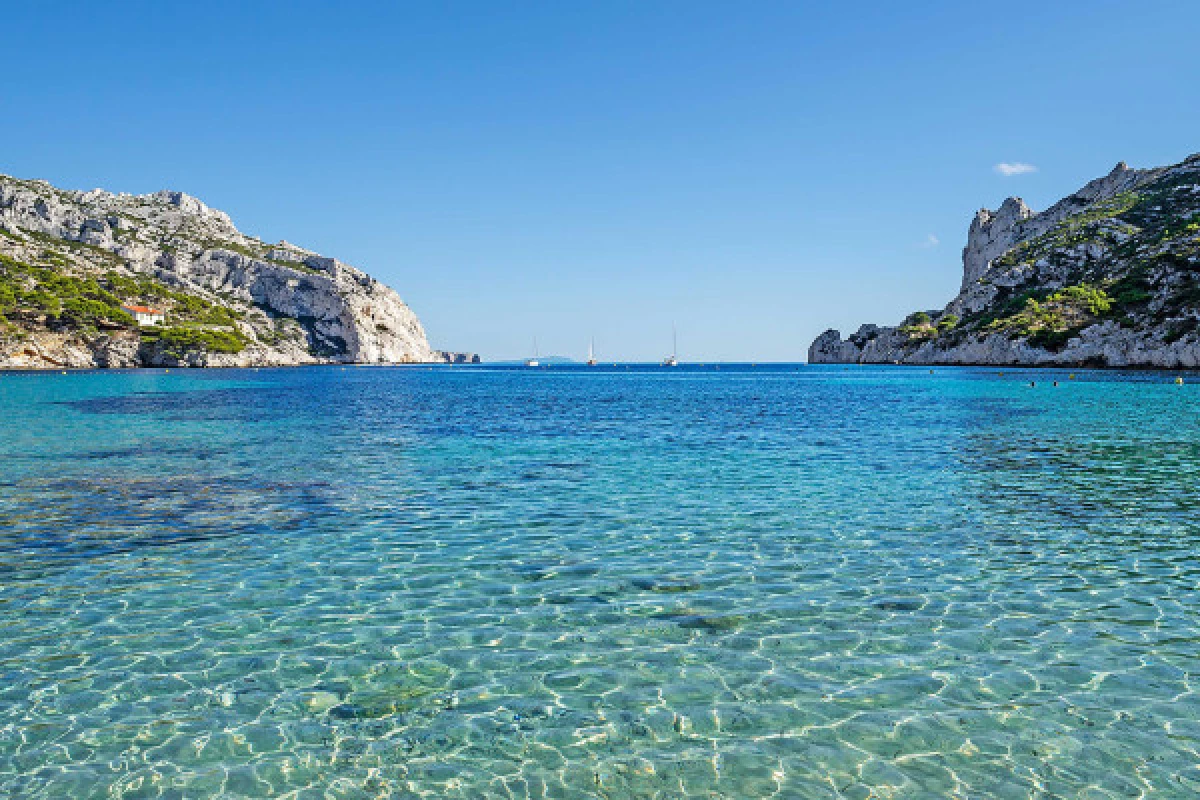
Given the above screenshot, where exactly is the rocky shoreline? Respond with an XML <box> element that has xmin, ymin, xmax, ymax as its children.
<box><xmin>0</xmin><ymin>175</ymin><xmax>476</xmax><ymax>369</ymax></box>
<box><xmin>810</xmin><ymin>154</ymin><xmax>1200</xmax><ymax>368</ymax></box>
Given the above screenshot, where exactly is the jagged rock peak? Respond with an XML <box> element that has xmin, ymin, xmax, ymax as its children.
<box><xmin>962</xmin><ymin>197</ymin><xmax>1035</xmax><ymax>289</ymax></box>
<box><xmin>809</xmin><ymin>152</ymin><xmax>1200</xmax><ymax>368</ymax></box>
<box><xmin>998</xmin><ymin>196</ymin><xmax>1032</xmax><ymax>217</ymax></box>
<box><xmin>972</xmin><ymin>196</ymin><xmax>1034</xmax><ymax>233</ymax></box>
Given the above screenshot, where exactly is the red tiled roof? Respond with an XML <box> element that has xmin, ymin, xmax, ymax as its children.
<box><xmin>122</xmin><ymin>305</ymin><xmax>164</xmax><ymax>315</ymax></box>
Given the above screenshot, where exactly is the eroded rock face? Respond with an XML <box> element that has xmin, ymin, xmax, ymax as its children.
<box><xmin>810</xmin><ymin>154</ymin><xmax>1200</xmax><ymax>367</ymax></box>
<box><xmin>809</xmin><ymin>329</ymin><xmax>865</xmax><ymax>364</ymax></box>
<box><xmin>0</xmin><ymin>175</ymin><xmax>460</xmax><ymax>368</ymax></box>
<box><xmin>961</xmin><ymin>197</ymin><xmax>1034</xmax><ymax>291</ymax></box>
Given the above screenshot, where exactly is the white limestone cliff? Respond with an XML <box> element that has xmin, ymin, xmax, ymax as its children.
<box><xmin>810</xmin><ymin>154</ymin><xmax>1200</xmax><ymax>367</ymax></box>
<box><xmin>0</xmin><ymin>175</ymin><xmax>478</xmax><ymax>368</ymax></box>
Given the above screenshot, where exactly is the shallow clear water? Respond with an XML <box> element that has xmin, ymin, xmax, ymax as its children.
<box><xmin>2</xmin><ymin>364</ymin><xmax>1200</xmax><ymax>798</ymax></box>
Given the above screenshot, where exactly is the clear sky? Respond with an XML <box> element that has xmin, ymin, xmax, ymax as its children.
<box><xmin>4</xmin><ymin>1</ymin><xmax>1198</xmax><ymax>361</ymax></box>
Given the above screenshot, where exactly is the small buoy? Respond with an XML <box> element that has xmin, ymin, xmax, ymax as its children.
<box><xmin>61</xmin><ymin>371</ymin><xmax>67</xmax><ymax>375</ymax></box>
<box><xmin>1176</xmin><ymin>376</ymin><xmax>1184</xmax><ymax>385</ymax></box>
<box><xmin>1053</xmin><ymin>381</ymin><xmax>1059</xmax><ymax>387</ymax></box>
<box><xmin>929</xmin><ymin>369</ymin><xmax>934</xmax><ymax>374</ymax></box>
<box><xmin>999</xmin><ymin>371</ymin><xmax>1004</xmax><ymax>376</ymax></box>
<box><xmin>1030</xmin><ymin>381</ymin><xmax>1036</xmax><ymax>387</ymax></box>
<box><xmin>1069</xmin><ymin>373</ymin><xmax>1076</xmax><ymax>380</ymax></box>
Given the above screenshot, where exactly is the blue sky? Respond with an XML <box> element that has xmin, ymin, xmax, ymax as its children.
<box><xmin>4</xmin><ymin>1</ymin><xmax>1198</xmax><ymax>361</ymax></box>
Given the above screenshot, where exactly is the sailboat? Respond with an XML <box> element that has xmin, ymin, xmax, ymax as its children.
<box><xmin>525</xmin><ymin>338</ymin><xmax>540</xmax><ymax>367</ymax></box>
<box><xmin>586</xmin><ymin>338</ymin><xmax>597</xmax><ymax>366</ymax></box>
<box><xmin>662</xmin><ymin>325</ymin><xmax>678</xmax><ymax>367</ymax></box>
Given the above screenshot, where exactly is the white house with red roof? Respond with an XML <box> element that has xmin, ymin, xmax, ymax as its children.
<box><xmin>122</xmin><ymin>305</ymin><xmax>166</xmax><ymax>326</ymax></box>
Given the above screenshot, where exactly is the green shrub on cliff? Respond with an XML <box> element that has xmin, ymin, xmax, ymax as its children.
<box><xmin>102</xmin><ymin>271</ymin><xmax>244</xmax><ymax>326</ymax></box>
<box><xmin>0</xmin><ymin>253</ymin><xmax>133</xmax><ymax>328</ymax></box>
<box><xmin>898</xmin><ymin>310</ymin><xmax>941</xmax><ymax>340</ymax></box>
<box><xmin>61</xmin><ymin>298</ymin><xmax>134</xmax><ymax>328</ymax></box>
<box><xmin>141</xmin><ymin>325</ymin><xmax>246</xmax><ymax>356</ymax></box>
<box><xmin>983</xmin><ymin>284</ymin><xmax>1114</xmax><ymax>349</ymax></box>
<box><xmin>1</xmin><ymin>252</ymin><xmax>250</xmax><ymax>356</ymax></box>
<box><xmin>1051</xmin><ymin>285</ymin><xmax>1112</xmax><ymax>316</ymax></box>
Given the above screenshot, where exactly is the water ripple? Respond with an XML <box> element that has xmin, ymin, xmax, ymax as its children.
<box><xmin>1</xmin><ymin>365</ymin><xmax>1199</xmax><ymax>797</ymax></box>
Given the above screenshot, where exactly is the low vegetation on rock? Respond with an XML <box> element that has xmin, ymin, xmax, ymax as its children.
<box><xmin>810</xmin><ymin>153</ymin><xmax>1200</xmax><ymax>367</ymax></box>
<box><xmin>0</xmin><ymin>175</ymin><xmax>476</xmax><ymax>368</ymax></box>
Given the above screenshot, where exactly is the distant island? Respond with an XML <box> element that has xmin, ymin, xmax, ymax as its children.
<box><xmin>491</xmin><ymin>356</ymin><xmax>582</xmax><ymax>366</ymax></box>
<box><xmin>0</xmin><ymin>175</ymin><xmax>477</xmax><ymax>368</ymax></box>
<box><xmin>810</xmin><ymin>153</ymin><xmax>1200</xmax><ymax>367</ymax></box>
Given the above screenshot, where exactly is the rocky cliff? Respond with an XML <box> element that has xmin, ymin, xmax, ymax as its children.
<box><xmin>810</xmin><ymin>153</ymin><xmax>1200</xmax><ymax>367</ymax></box>
<box><xmin>0</xmin><ymin>174</ymin><xmax>477</xmax><ymax>368</ymax></box>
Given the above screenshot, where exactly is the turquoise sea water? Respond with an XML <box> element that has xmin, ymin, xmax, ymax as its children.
<box><xmin>3</xmin><ymin>364</ymin><xmax>1200</xmax><ymax>798</ymax></box>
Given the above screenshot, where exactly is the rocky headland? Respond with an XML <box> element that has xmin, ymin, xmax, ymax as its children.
<box><xmin>0</xmin><ymin>174</ymin><xmax>477</xmax><ymax>368</ymax></box>
<box><xmin>810</xmin><ymin>153</ymin><xmax>1200</xmax><ymax>367</ymax></box>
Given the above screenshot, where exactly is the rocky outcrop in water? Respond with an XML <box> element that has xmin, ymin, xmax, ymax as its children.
<box><xmin>434</xmin><ymin>350</ymin><xmax>482</xmax><ymax>364</ymax></box>
<box><xmin>0</xmin><ymin>175</ymin><xmax>476</xmax><ymax>368</ymax></box>
<box><xmin>810</xmin><ymin>154</ymin><xmax>1200</xmax><ymax>367</ymax></box>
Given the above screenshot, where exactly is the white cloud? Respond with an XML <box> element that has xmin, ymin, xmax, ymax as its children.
<box><xmin>994</xmin><ymin>162</ymin><xmax>1038</xmax><ymax>177</ymax></box>
<box><xmin>918</xmin><ymin>234</ymin><xmax>939</xmax><ymax>248</ymax></box>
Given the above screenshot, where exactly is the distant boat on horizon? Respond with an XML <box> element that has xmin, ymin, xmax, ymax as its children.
<box><xmin>662</xmin><ymin>325</ymin><xmax>678</xmax><ymax>367</ymax></box>
<box><xmin>525</xmin><ymin>338</ymin><xmax>540</xmax><ymax>367</ymax></box>
<box><xmin>587</xmin><ymin>338</ymin><xmax>597</xmax><ymax>366</ymax></box>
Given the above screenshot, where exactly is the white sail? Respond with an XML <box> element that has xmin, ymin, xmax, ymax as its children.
<box><xmin>662</xmin><ymin>325</ymin><xmax>678</xmax><ymax>366</ymax></box>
